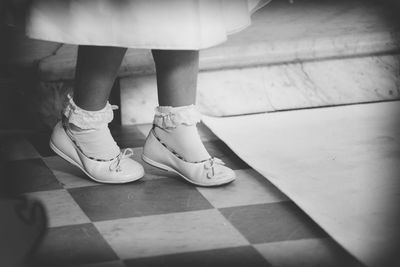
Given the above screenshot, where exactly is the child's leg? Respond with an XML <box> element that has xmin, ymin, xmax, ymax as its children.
<box><xmin>50</xmin><ymin>45</ymin><xmax>144</xmax><ymax>183</ymax></box>
<box><xmin>152</xmin><ymin>50</ymin><xmax>198</xmax><ymax>107</ymax></box>
<box><xmin>151</xmin><ymin>49</ymin><xmax>210</xmax><ymax>162</ymax></box>
<box><xmin>74</xmin><ymin>45</ymin><xmax>127</xmax><ymax>111</ymax></box>
<box><xmin>143</xmin><ymin>49</ymin><xmax>235</xmax><ymax>186</ymax></box>
<box><xmin>65</xmin><ymin>45</ymin><xmax>127</xmax><ymax>160</ymax></box>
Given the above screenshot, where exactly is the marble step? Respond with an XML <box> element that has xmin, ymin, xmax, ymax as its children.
<box><xmin>15</xmin><ymin>0</ymin><xmax>400</xmax><ymax>81</ymax></box>
<box><xmin>120</xmin><ymin>54</ymin><xmax>400</xmax><ymax>124</ymax></box>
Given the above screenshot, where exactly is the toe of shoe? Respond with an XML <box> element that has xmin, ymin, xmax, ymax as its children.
<box><xmin>120</xmin><ymin>159</ymin><xmax>145</xmax><ymax>181</ymax></box>
<box><xmin>217</xmin><ymin>167</ymin><xmax>236</xmax><ymax>183</ymax></box>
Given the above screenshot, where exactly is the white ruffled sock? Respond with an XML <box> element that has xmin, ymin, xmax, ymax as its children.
<box><xmin>153</xmin><ymin>105</ymin><xmax>210</xmax><ymax>162</ymax></box>
<box><xmin>63</xmin><ymin>95</ymin><xmax>120</xmax><ymax>161</ymax></box>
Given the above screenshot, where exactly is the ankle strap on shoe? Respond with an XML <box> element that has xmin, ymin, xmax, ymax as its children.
<box><xmin>153</xmin><ymin>105</ymin><xmax>201</xmax><ymax>130</ymax></box>
<box><xmin>63</xmin><ymin>95</ymin><xmax>114</xmax><ymax>130</ymax></box>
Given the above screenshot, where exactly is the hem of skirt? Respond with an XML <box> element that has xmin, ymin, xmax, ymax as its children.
<box><xmin>25</xmin><ymin>33</ymin><xmax>231</xmax><ymax>50</ymax></box>
<box><xmin>25</xmin><ymin>0</ymin><xmax>272</xmax><ymax>50</ymax></box>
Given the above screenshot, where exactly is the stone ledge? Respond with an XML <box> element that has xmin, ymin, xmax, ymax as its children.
<box><xmin>120</xmin><ymin>54</ymin><xmax>400</xmax><ymax>124</ymax></box>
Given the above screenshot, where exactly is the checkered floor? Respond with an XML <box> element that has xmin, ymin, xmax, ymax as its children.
<box><xmin>1</xmin><ymin>123</ymin><xmax>363</xmax><ymax>267</ymax></box>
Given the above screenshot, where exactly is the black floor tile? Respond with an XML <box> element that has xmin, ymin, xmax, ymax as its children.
<box><xmin>110</xmin><ymin>125</ymin><xmax>147</xmax><ymax>148</ymax></box>
<box><xmin>69</xmin><ymin>179</ymin><xmax>213</xmax><ymax>221</ymax></box>
<box><xmin>33</xmin><ymin>223</ymin><xmax>118</xmax><ymax>267</ymax></box>
<box><xmin>0</xmin><ymin>135</ymin><xmax>41</xmax><ymax>161</ymax></box>
<box><xmin>25</xmin><ymin>132</ymin><xmax>56</xmax><ymax>157</ymax></box>
<box><xmin>4</xmin><ymin>158</ymin><xmax>63</xmax><ymax>194</ymax></box>
<box><xmin>125</xmin><ymin>246</ymin><xmax>271</xmax><ymax>267</ymax></box>
<box><xmin>220</xmin><ymin>202</ymin><xmax>328</xmax><ymax>244</ymax></box>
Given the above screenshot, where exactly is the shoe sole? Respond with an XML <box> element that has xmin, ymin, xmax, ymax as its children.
<box><xmin>50</xmin><ymin>141</ymin><xmax>141</xmax><ymax>184</ymax></box>
<box><xmin>141</xmin><ymin>154</ymin><xmax>234</xmax><ymax>187</ymax></box>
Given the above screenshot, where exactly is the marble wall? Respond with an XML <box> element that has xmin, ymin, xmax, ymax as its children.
<box><xmin>121</xmin><ymin>54</ymin><xmax>400</xmax><ymax>125</ymax></box>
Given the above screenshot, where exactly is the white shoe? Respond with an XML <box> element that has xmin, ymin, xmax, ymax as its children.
<box><xmin>50</xmin><ymin>121</ymin><xmax>144</xmax><ymax>184</ymax></box>
<box><xmin>142</xmin><ymin>105</ymin><xmax>235</xmax><ymax>187</ymax></box>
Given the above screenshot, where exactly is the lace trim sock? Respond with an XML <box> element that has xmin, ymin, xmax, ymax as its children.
<box><xmin>63</xmin><ymin>95</ymin><xmax>114</xmax><ymax>130</ymax></box>
<box><xmin>63</xmin><ymin>95</ymin><xmax>120</xmax><ymax>160</ymax></box>
<box><xmin>153</xmin><ymin>105</ymin><xmax>211</xmax><ymax>162</ymax></box>
<box><xmin>153</xmin><ymin>105</ymin><xmax>201</xmax><ymax>129</ymax></box>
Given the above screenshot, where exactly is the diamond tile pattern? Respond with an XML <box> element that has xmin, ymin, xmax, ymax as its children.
<box><xmin>2</xmin><ymin>123</ymin><xmax>363</xmax><ymax>267</ymax></box>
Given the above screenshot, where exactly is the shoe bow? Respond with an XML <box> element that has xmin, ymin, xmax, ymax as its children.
<box><xmin>109</xmin><ymin>148</ymin><xmax>134</xmax><ymax>172</ymax></box>
<box><xmin>204</xmin><ymin>157</ymin><xmax>225</xmax><ymax>179</ymax></box>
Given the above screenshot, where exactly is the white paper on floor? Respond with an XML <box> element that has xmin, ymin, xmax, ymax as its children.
<box><xmin>203</xmin><ymin>101</ymin><xmax>400</xmax><ymax>267</ymax></box>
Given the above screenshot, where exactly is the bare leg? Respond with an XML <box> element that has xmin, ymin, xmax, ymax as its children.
<box><xmin>74</xmin><ymin>45</ymin><xmax>127</xmax><ymax>111</ymax></box>
<box><xmin>152</xmin><ymin>49</ymin><xmax>210</xmax><ymax>162</ymax></box>
<box><xmin>152</xmin><ymin>49</ymin><xmax>198</xmax><ymax>107</ymax></box>
<box><xmin>50</xmin><ymin>45</ymin><xmax>144</xmax><ymax>183</ymax></box>
<box><xmin>66</xmin><ymin>45</ymin><xmax>127</xmax><ymax>160</ymax></box>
